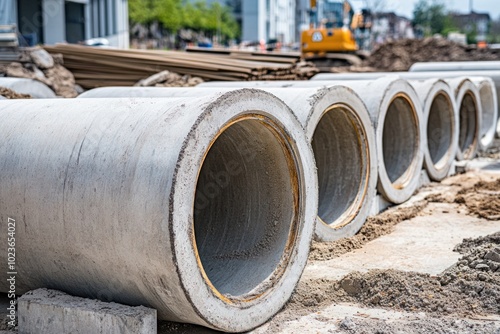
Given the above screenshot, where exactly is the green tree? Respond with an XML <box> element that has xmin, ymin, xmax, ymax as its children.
<box><xmin>441</xmin><ymin>14</ymin><xmax>459</xmax><ymax>36</ymax></box>
<box><xmin>128</xmin><ymin>0</ymin><xmax>239</xmax><ymax>40</ymax></box>
<box><xmin>412</xmin><ymin>0</ymin><xmax>449</xmax><ymax>36</ymax></box>
<box><xmin>154</xmin><ymin>0</ymin><xmax>183</xmax><ymax>32</ymax></box>
<box><xmin>128</xmin><ymin>0</ymin><xmax>156</xmax><ymax>25</ymax></box>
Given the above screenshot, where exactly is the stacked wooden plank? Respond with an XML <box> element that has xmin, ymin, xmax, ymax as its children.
<box><xmin>44</xmin><ymin>44</ymin><xmax>318</xmax><ymax>89</ymax></box>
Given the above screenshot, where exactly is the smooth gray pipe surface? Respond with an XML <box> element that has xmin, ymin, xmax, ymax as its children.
<box><xmin>0</xmin><ymin>90</ymin><xmax>318</xmax><ymax>332</ymax></box>
<box><xmin>199</xmin><ymin>78</ymin><xmax>424</xmax><ymax>204</ymax></box>
<box><xmin>80</xmin><ymin>86</ymin><xmax>378</xmax><ymax>242</ymax></box>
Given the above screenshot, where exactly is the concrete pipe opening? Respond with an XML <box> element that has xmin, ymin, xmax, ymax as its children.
<box><xmin>193</xmin><ymin>117</ymin><xmax>298</xmax><ymax>299</ymax></box>
<box><xmin>312</xmin><ymin>104</ymin><xmax>366</xmax><ymax>230</ymax></box>
<box><xmin>427</xmin><ymin>92</ymin><xmax>455</xmax><ymax>172</ymax></box>
<box><xmin>458</xmin><ymin>91</ymin><xmax>479</xmax><ymax>159</ymax></box>
<box><xmin>382</xmin><ymin>95</ymin><xmax>419</xmax><ymax>188</ymax></box>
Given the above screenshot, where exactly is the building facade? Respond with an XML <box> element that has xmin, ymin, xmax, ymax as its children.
<box><xmin>0</xmin><ymin>0</ymin><xmax>128</xmax><ymax>48</ymax></box>
<box><xmin>451</xmin><ymin>11</ymin><xmax>490</xmax><ymax>42</ymax></box>
<box><xmin>201</xmin><ymin>0</ymin><xmax>307</xmax><ymax>44</ymax></box>
<box><xmin>241</xmin><ymin>0</ymin><xmax>296</xmax><ymax>44</ymax></box>
<box><xmin>371</xmin><ymin>12</ymin><xmax>414</xmax><ymax>44</ymax></box>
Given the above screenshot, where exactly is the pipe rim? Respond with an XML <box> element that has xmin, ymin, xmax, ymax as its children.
<box><xmin>315</xmin><ymin>103</ymin><xmax>369</xmax><ymax>229</ymax></box>
<box><xmin>455</xmin><ymin>80</ymin><xmax>481</xmax><ymax>161</ymax></box>
<box><xmin>192</xmin><ymin>114</ymin><xmax>300</xmax><ymax>303</ymax></box>
<box><xmin>474</xmin><ymin>79</ymin><xmax>498</xmax><ymax>150</ymax></box>
<box><xmin>301</xmin><ymin>86</ymin><xmax>376</xmax><ymax>242</ymax></box>
<box><xmin>376</xmin><ymin>83</ymin><xmax>424</xmax><ymax>204</ymax></box>
<box><xmin>422</xmin><ymin>84</ymin><xmax>458</xmax><ymax>181</ymax></box>
<box><xmin>170</xmin><ymin>90</ymin><xmax>316</xmax><ymax>331</ymax></box>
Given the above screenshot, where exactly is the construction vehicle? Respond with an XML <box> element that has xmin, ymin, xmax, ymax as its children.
<box><xmin>301</xmin><ymin>0</ymin><xmax>372</xmax><ymax>71</ymax></box>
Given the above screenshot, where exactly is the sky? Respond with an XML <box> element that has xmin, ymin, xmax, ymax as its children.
<box><xmin>352</xmin><ymin>0</ymin><xmax>500</xmax><ymax>20</ymax></box>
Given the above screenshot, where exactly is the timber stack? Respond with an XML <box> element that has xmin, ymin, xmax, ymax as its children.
<box><xmin>43</xmin><ymin>44</ymin><xmax>318</xmax><ymax>89</ymax></box>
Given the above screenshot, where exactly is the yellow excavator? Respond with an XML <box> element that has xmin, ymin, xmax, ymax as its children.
<box><xmin>301</xmin><ymin>0</ymin><xmax>371</xmax><ymax>71</ymax></box>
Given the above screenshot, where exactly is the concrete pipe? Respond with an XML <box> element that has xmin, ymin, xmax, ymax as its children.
<box><xmin>445</xmin><ymin>78</ymin><xmax>482</xmax><ymax>161</ymax></box>
<box><xmin>409</xmin><ymin>61</ymin><xmax>500</xmax><ymax>72</ymax></box>
<box><xmin>311</xmin><ymin>71</ymin><xmax>500</xmax><ymax>140</ymax></box>
<box><xmin>0</xmin><ymin>90</ymin><xmax>318</xmax><ymax>332</ymax></box>
<box><xmin>0</xmin><ymin>77</ymin><xmax>56</xmax><ymax>98</ymax></box>
<box><xmin>469</xmin><ymin>77</ymin><xmax>498</xmax><ymax>150</ymax></box>
<box><xmin>200</xmin><ymin>78</ymin><xmax>424</xmax><ymax>204</ymax></box>
<box><xmin>79</xmin><ymin>86</ymin><xmax>377</xmax><ymax>242</ymax></box>
<box><xmin>408</xmin><ymin>79</ymin><xmax>458</xmax><ymax>181</ymax></box>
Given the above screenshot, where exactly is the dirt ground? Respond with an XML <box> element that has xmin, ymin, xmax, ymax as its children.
<box><xmin>365</xmin><ymin>38</ymin><xmax>500</xmax><ymax>72</ymax></box>
<box><xmin>156</xmin><ymin>156</ymin><xmax>500</xmax><ymax>333</ymax></box>
<box><xmin>1</xmin><ymin>150</ymin><xmax>499</xmax><ymax>334</ymax></box>
<box><xmin>0</xmin><ymin>87</ymin><xmax>31</xmax><ymax>99</ymax></box>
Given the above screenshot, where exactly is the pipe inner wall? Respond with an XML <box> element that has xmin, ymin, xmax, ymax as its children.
<box><xmin>193</xmin><ymin>118</ymin><xmax>296</xmax><ymax>297</ymax></box>
<box><xmin>312</xmin><ymin>104</ymin><xmax>365</xmax><ymax>228</ymax></box>
<box><xmin>427</xmin><ymin>92</ymin><xmax>455</xmax><ymax>169</ymax></box>
<box><xmin>382</xmin><ymin>95</ymin><xmax>419</xmax><ymax>186</ymax></box>
<box><xmin>458</xmin><ymin>91</ymin><xmax>479</xmax><ymax>159</ymax></box>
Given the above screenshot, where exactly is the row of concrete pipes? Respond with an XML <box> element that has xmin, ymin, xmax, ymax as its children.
<box><xmin>0</xmin><ymin>63</ymin><xmax>499</xmax><ymax>332</ymax></box>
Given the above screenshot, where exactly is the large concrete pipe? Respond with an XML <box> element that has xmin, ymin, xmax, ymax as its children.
<box><xmin>311</xmin><ymin>71</ymin><xmax>500</xmax><ymax>141</ymax></box>
<box><xmin>445</xmin><ymin>78</ymin><xmax>482</xmax><ymax>161</ymax></box>
<box><xmin>200</xmin><ymin>78</ymin><xmax>424</xmax><ymax>204</ymax></box>
<box><xmin>0</xmin><ymin>77</ymin><xmax>56</xmax><ymax>98</ymax></box>
<box><xmin>408</xmin><ymin>79</ymin><xmax>458</xmax><ymax>181</ymax></box>
<box><xmin>0</xmin><ymin>90</ymin><xmax>318</xmax><ymax>332</ymax></box>
<box><xmin>80</xmin><ymin>86</ymin><xmax>378</xmax><ymax>242</ymax></box>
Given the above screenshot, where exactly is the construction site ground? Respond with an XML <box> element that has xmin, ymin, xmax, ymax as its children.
<box><xmin>1</xmin><ymin>142</ymin><xmax>500</xmax><ymax>334</ymax></box>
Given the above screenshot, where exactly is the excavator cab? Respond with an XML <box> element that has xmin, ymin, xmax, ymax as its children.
<box><xmin>301</xmin><ymin>0</ymin><xmax>365</xmax><ymax>70</ymax></box>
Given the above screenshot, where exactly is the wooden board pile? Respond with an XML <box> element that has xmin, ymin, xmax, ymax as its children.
<box><xmin>44</xmin><ymin>44</ymin><xmax>318</xmax><ymax>89</ymax></box>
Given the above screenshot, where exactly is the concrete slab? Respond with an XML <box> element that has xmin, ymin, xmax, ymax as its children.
<box><xmin>18</xmin><ymin>289</ymin><xmax>156</xmax><ymax>334</ymax></box>
<box><xmin>303</xmin><ymin>203</ymin><xmax>500</xmax><ymax>282</ymax></box>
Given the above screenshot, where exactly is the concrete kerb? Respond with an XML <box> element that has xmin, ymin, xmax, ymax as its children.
<box><xmin>0</xmin><ymin>89</ymin><xmax>317</xmax><ymax>332</ymax></box>
<box><xmin>18</xmin><ymin>289</ymin><xmax>157</xmax><ymax>334</ymax></box>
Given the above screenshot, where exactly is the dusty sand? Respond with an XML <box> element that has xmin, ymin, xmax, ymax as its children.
<box><xmin>0</xmin><ymin>87</ymin><xmax>31</xmax><ymax>99</ymax></box>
